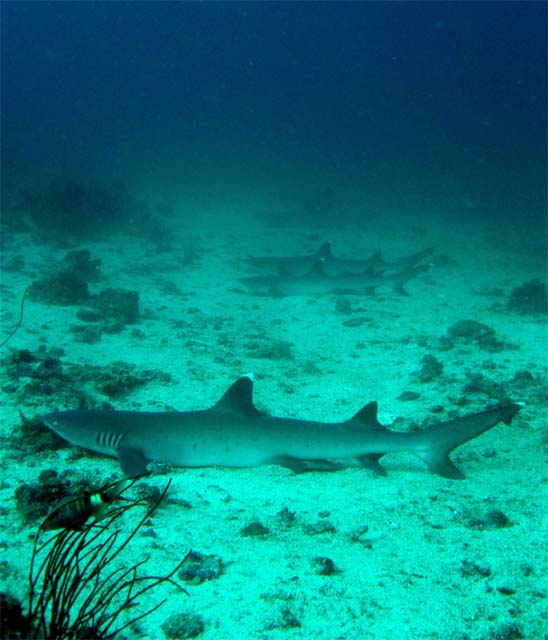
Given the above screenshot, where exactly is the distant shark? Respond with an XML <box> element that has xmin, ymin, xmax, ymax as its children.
<box><xmin>238</xmin><ymin>262</ymin><xmax>430</xmax><ymax>297</ymax></box>
<box><xmin>43</xmin><ymin>374</ymin><xmax>521</xmax><ymax>479</ymax></box>
<box><xmin>244</xmin><ymin>243</ymin><xmax>433</xmax><ymax>277</ymax></box>
<box><xmin>243</xmin><ymin>242</ymin><xmax>336</xmax><ymax>276</ymax></box>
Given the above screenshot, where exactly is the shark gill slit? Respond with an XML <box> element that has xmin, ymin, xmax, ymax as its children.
<box><xmin>97</xmin><ymin>432</ymin><xmax>124</xmax><ymax>450</ymax></box>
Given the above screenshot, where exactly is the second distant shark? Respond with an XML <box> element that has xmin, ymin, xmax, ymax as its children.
<box><xmin>244</xmin><ymin>243</ymin><xmax>434</xmax><ymax>277</ymax></box>
<box><xmin>238</xmin><ymin>262</ymin><xmax>430</xmax><ymax>297</ymax></box>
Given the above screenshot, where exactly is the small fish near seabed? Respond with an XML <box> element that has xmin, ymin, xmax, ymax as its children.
<box><xmin>41</xmin><ymin>476</ymin><xmax>139</xmax><ymax>531</ymax></box>
<box><xmin>43</xmin><ymin>375</ymin><xmax>521</xmax><ymax>479</ymax></box>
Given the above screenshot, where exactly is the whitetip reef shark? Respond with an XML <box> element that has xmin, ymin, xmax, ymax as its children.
<box><xmin>244</xmin><ymin>243</ymin><xmax>434</xmax><ymax>277</ymax></box>
<box><xmin>238</xmin><ymin>262</ymin><xmax>430</xmax><ymax>297</ymax></box>
<box><xmin>43</xmin><ymin>374</ymin><xmax>521</xmax><ymax>479</ymax></box>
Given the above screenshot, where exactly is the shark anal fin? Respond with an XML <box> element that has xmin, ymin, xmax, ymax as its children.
<box><xmin>118</xmin><ymin>447</ymin><xmax>150</xmax><ymax>477</ymax></box>
<box><xmin>356</xmin><ymin>453</ymin><xmax>387</xmax><ymax>476</ymax></box>
<box><xmin>420</xmin><ymin>454</ymin><xmax>465</xmax><ymax>480</ymax></box>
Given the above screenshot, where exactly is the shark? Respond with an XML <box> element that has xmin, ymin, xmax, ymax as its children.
<box><xmin>238</xmin><ymin>262</ymin><xmax>430</xmax><ymax>297</ymax></box>
<box><xmin>243</xmin><ymin>242</ymin><xmax>337</xmax><ymax>277</ymax></box>
<box><xmin>43</xmin><ymin>374</ymin><xmax>521</xmax><ymax>479</ymax></box>
<box><xmin>319</xmin><ymin>245</ymin><xmax>434</xmax><ymax>277</ymax></box>
<box><xmin>244</xmin><ymin>243</ymin><xmax>433</xmax><ymax>277</ymax></box>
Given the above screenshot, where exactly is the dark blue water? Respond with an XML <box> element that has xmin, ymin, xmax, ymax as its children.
<box><xmin>2</xmin><ymin>1</ymin><xmax>546</xmax><ymax>227</ymax></box>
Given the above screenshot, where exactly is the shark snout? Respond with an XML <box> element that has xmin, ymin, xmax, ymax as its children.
<box><xmin>42</xmin><ymin>410</ymin><xmax>87</xmax><ymax>442</ymax></box>
<box><xmin>43</xmin><ymin>411</ymin><xmax>65</xmax><ymax>431</ymax></box>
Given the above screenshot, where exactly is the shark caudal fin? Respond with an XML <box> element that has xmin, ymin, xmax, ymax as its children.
<box><xmin>413</xmin><ymin>403</ymin><xmax>522</xmax><ymax>479</ymax></box>
<box><xmin>391</xmin><ymin>263</ymin><xmax>430</xmax><ymax>295</ymax></box>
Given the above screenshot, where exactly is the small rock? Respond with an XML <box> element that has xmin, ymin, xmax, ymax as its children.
<box><xmin>312</xmin><ymin>556</ymin><xmax>338</xmax><ymax>576</ymax></box>
<box><xmin>161</xmin><ymin>612</ymin><xmax>205</xmax><ymax>639</ymax></box>
<box><xmin>241</xmin><ymin>521</ymin><xmax>270</xmax><ymax>537</ymax></box>
<box><xmin>178</xmin><ymin>551</ymin><xmax>222</xmax><ymax>584</ymax></box>
<box><xmin>303</xmin><ymin>520</ymin><xmax>336</xmax><ymax>535</ymax></box>
<box><xmin>415</xmin><ymin>354</ymin><xmax>443</xmax><ymax>383</ymax></box>
<box><xmin>397</xmin><ymin>391</ymin><xmax>421</xmax><ymax>402</ymax></box>
<box><xmin>460</xmin><ymin>559</ymin><xmax>491</xmax><ymax>578</ymax></box>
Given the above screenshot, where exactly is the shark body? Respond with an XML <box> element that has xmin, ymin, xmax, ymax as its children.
<box><xmin>244</xmin><ymin>244</ymin><xmax>433</xmax><ymax>277</ymax></box>
<box><xmin>244</xmin><ymin>242</ymin><xmax>335</xmax><ymax>276</ymax></box>
<box><xmin>322</xmin><ymin>246</ymin><xmax>434</xmax><ymax>276</ymax></box>
<box><xmin>239</xmin><ymin>262</ymin><xmax>430</xmax><ymax>297</ymax></box>
<box><xmin>43</xmin><ymin>375</ymin><xmax>520</xmax><ymax>479</ymax></box>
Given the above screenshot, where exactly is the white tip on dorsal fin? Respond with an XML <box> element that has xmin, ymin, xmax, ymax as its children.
<box><xmin>242</xmin><ymin>372</ymin><xmax>254</xmax><ymax>381</ymax></box>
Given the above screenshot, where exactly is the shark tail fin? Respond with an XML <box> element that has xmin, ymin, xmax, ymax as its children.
<box><xmin>413</xmin><ymin>403</ymin><xmax>521</xmax><ymax>479</ymax></box>
<box><xmin>392</xmin><ymin>263</ymin><xmax>430</xmax><ymax>295</ymax></box>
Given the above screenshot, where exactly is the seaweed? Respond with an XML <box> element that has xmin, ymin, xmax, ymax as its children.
<box><xmin>0</xmin><ymin>287</ymin><xmax>29</xmax><ymax>349</ymax></box>
<box><xmin>12</xmin><ymin>478</ymin><xmax>189</xmax><ymax>639</ymax></box>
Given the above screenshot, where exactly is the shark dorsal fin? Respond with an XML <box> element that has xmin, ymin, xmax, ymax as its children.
<box><xmin>371</xmin><ymin>250</ymin><xmax>384</xmax><ymax>265</ymax></box>
<box><xmin>214</xmin><ymin>374</ymin><xmax>262</xmax><ymax>415</ymax></box>
<box><xmin>345</xmin><ymin>401</ymin><xmax>386</xmax><ymax>431</ymax></box>
<box><xmin>315</xmin><ymin>242</ymin><xmax>332</xmax><ymax>259</ymax></box>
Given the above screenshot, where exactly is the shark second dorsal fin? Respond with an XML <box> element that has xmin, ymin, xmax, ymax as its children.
<box><xmin>345</xmin><ymin>401</ymin><xmax>387</xmax><ymax>431</ymax></box>
<box><xmin>214</xmin><ymin>374</ymin><xmax>262</xmax><ymax>415</ymax></box>
<box><xmin>315</xmin><ymin>242</ymin><xmax>332</xmax><ymax>259</ymax></box>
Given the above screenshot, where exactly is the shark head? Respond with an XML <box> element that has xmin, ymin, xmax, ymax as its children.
<box><xmin>43</xmin><ymin>410</ymin><xmax>125</xmax><ymax>456</ymax></box>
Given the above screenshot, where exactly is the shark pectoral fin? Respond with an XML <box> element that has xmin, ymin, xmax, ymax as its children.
<box><xmin>117</xmin><ymin>447</ymin><xmax>150</xmax><ymax>477</ymax></box>
<box><xmin>356</xmin><ymin>453</ymin><xmax>387</xmax><ymax>476</ymax></box>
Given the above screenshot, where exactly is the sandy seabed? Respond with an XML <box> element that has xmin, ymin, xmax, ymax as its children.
<box><xmin>1</xmin><ymin>205</ymin><xmax>546</xmax><ymax>640</ymax></box>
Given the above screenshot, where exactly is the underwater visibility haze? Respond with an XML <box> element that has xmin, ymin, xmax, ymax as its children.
<box><xmin>0</xmin><ymin>2</ymin><xmax>546</xmax><ymax>639</ymax></box>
